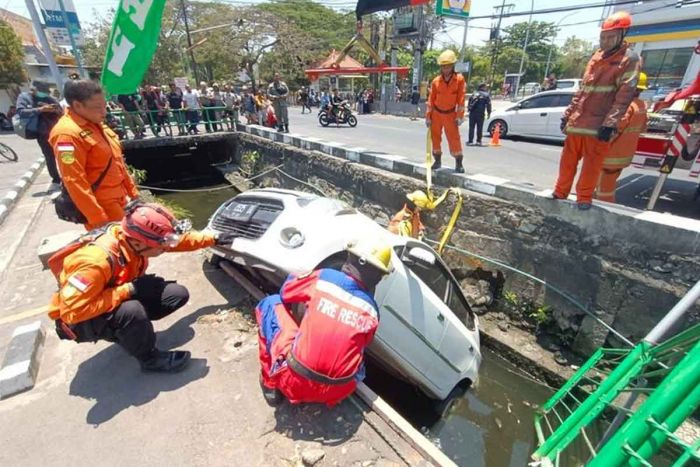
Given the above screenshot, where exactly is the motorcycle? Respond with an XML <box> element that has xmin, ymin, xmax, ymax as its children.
<box><xmin>318</xmin><ymin>101</ymin><xmax>357</xmax><ymax>128</ymax></box>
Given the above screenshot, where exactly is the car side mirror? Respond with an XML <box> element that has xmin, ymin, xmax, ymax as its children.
<box><xmin>405</xmin><ymin>247</ymin><xmax>436</xmax><ymax>266</ymax></box>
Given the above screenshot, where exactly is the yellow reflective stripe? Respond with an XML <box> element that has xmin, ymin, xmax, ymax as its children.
<box><xmin>620</xmin><ymin>71</ymin><xmax>638</xmax><ymax>80</ymax></box>
<box><xmin>622</xmin><ymin>127</ymin><xmax>643</xmax><ymax>134</ymax></box>
<box><xmin>582</xmin><ymin>85</ymin><xmax>616</xmax><ymax>93</ymax></box>
<box><xmin>566</xmin><ymin>127</ymin><xmax>598</xmax><ymax>136</ymax></box>
<box><xmin>604</xmin><ymin>156</ymin><xmax>634</xmax><ymax>166</ymax></box>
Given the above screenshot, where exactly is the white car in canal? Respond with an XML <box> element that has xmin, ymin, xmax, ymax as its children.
<box><xmin>207</xmin><ymin>188</ymin><xmax>482</xmax><ymax>402</ymax></box>
<box><xmin>486</xmin><ymin>89</ymin><xmax>575</xmax><ymax>142</ymax></box>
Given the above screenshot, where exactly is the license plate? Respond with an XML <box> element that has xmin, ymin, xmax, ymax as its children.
<box><xmin>225</xmin><ymin>202</ymin><xmax>258</xmax><ymax>222</ymax></box>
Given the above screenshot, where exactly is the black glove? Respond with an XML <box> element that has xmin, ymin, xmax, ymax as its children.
<box><xmin>597</xmin><ymin>126</ymin><xmax>615</xmax><ymax>142</ymax></box>
<box><xmin>130</xmin><ymin>274</ymin><xmax>165</xmax><ymax>298</ymax></box>
<box><xmin>215</xmin><ymin>231</ymin><xmax>235</xmax><ymax>246</ymax></box>
<box><xmin>560</xmin><ymin>118</ymin><xmax>568</xmax><ymax>133</ymax></box>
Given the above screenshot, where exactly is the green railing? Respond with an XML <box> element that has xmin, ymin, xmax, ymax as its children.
<box><xmin>532</xmin><ymin>322</ymin><xmax>700</xmax><ymax>466</ymax></box>
<box><xmin>108</xmin><ymin>106</ymin><xmax>240</xmax><ymax>139</ymax></box>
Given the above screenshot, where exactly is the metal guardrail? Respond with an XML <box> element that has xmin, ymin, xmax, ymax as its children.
<box><xmin>108</xmin><ymin>106</ymin><xmax>240</xmax><ymax>139</ymax></box>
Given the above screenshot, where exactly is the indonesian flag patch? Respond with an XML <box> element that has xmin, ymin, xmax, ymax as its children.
<box><xmin>67</xmin><ymin>274</ymin><xmax>90</xmax><ymax>292</ymax></box>
<box><xmin>57</xmin><ymin>143</ymin><xmax>76</xmax><ymax>164</ymax></box>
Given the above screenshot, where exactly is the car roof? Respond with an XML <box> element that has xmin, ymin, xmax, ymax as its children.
<box><xmin>528</xmin><ymin>89</ymin><xmax>576</xmax><ymax>96</ymax></box>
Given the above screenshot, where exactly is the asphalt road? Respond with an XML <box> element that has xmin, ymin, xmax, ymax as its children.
<box><xmin>287</xmin><ymin>110</ymin><xmax>700</xmax><ymax>219</ymax></box>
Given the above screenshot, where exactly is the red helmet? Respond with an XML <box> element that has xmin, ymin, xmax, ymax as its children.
<box><xmin>122</xmin><ymin>202</ymin><xmax>180</xmax><ymax>248</ymax></box>
<box><xmin>602</xmin><ymin>11</ymin><xmax>632</xmax><ymax>31</ymax></box>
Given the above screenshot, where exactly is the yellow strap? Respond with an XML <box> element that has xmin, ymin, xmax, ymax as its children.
<box><xmin>437</xmin><ymin>189</ymin><xmax>462</xmax><ymax>255</ymax></box>
<box><xmin>425</xmin><ymin>128</ymin><xmax>432</xmax><ymax>192</ymax></box>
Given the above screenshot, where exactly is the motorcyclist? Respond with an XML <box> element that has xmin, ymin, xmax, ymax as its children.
<box><xmin>329</xmin><ymin>88</ymin><xmax>344</xmax><ymax>122</ymax></box>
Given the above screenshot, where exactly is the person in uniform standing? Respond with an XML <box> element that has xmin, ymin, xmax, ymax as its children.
<box><xmin>467</xmin><ymin>83</ymin><xmax>492</xmax><ymax>146</ymax></box>
<box><xmin>50</xmin><ymin>80</ymin><xmax>139</xmax><ymax>230</ymax></box>
<box><xmin>426</xmin><ymin>50</ymin><xmax>466</xmax><ymax>173</ymax></box>
<box><xmin>552</xmin><ymin>11</ymin><xmax>641</xmax><ymax>210</ymax></box>
<box><xmin>268</xmin><ymin>73</ymin><xmax>290</xmax><ymax>133</ymax></box>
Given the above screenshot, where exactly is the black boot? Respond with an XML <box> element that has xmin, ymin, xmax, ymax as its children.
<box><xmin>260</xmin><ymin>374</ymin><xmax>284</xmax><ymax>406</ymax></box>
<box><xmin>140</xmin><ymin>349</ymin><xmax>191</xmax><ymax>373</ymax></box>
<box><xmin>284</xmin><ymin>124</ymin><xmax>289</xmax><ymax>133</ymax></box>
<box><xmin>431</xmin><ymin>153</ymin><xmax>442</xmax><ymax>170</ymax></box>
<box><xmin>277</xmin><ymin>125</ymin><xmax>284</xmax><ymax>132</ymax></box>
<box><xmin>455</xmin><ymin>156</ymin><xmax>465</xmax><ymax>174</ymax></box>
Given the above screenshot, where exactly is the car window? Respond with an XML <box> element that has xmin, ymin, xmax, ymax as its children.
<box><xmin>557</xmin><ymin>81</ymin><xmax>575</xmax><ymax>89</ymax></box>
<box><xmin>398</xmin><ymin>245</ymin><xmax>448</xmax><ymax>301</ymax></box>
<box><xmin>553</xmin><ymin>94</ymin><xmax>573</xmax><ymax>107</ymax></box>
<box><xmin>520</xmin><ymin>95</ymin><xmax>558</xmax><ymax>109</ymax></box>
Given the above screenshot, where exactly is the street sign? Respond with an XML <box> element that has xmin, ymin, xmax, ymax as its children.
<box><xmin>38</xmin><ymin>0</ymin><xmax>84</xmax><ymax>46</ymax></box>
<box><xmin>455</xmin><ymin>61</ymin><xmax>470</xmax><ymax>73</ymax></box>
<box><xmin>436</xmin><ymin>0</ymin><xmax>471</xmax><ymax>19</ymax></box>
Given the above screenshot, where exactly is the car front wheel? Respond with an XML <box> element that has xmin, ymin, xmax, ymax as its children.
<box><xmin>488</xmin><ymin>120</ymin><xmax>508</xmax><ymax>138</ymax></box>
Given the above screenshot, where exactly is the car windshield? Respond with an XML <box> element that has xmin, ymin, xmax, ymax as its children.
<box><xmin>299</xmin><ymin>197</ymin><xmax>354</xmax><ymax>216</ymax></box>
<box><xmin>557</xmin><ymin>81</ymin><xmax>575</xmax><ymax>89</ymax></box>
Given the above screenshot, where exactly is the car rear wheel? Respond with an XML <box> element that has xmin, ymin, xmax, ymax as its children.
<box><xmin>488</xmin><ymin>120</ymin><xmax>508</xmax><ymax>138</ymax></box>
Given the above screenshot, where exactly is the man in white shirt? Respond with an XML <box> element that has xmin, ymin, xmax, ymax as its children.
<box><xmin>182</xmin><ymin>85</ymin><xmax>201</xmax><ymax>134</ymax></box>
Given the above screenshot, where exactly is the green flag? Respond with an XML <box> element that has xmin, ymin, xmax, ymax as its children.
<box><xmin>101</xmin><ymin>0</ymin><xmax>167</xmax><ymax>95</ymax></box>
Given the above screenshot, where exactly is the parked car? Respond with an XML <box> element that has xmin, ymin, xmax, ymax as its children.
<box><xmin>555</xmin><ymin>79</ymin><xmax>582</xmax><ymax>91</ymax></box>
<box><xmin>207</xmin><ymin>188</ymin><xmax>482</xmax><ymax>402</ymax></box>
<box><xmin>486</xmin><ymin>89</ymin><xmax>575</xmax><ymax>142</ymax></box>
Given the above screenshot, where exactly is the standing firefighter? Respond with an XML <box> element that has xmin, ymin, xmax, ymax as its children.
<box><xmin>255</xmin><ymin>240</ymin><xmax>392</xmax><ymax>407</ymax></box>
<box><xmin>552</xmin><ymin>11</ymin><xmax>641</xmax><ymax>210</ymax></box>
<box><xmin>268</xmin><ymin>72</ymin><xmax>290</xmax><ymax>133</ymax></box>
<box><xmin>595</xmin><ymin>72</ymin><xmax>649</xmax><ymax>203</ymax></box>
<box><xmin>426</xmin><ymin>50</ymin><xmax>466</xmax><ymax>173</ymax></box>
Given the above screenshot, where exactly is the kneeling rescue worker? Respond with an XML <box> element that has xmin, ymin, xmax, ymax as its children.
<box><xmin>388</xmin><ymin>190</ymin><xmax>427</xmax><ymax>239</ymax></box>
<box><xmin>47</xmin><ymin>202</ymin><xmax>235</xmax><ymax>373</ymax></box>
<box><xmin>255</xmin><ymin>239</ymin><xmax>393</xmax><ymax>406</ymax></box>
<box><xmin>426</xmin><ymin>50</ymin><xmax>466</xmax><ymax>174</ymax></box>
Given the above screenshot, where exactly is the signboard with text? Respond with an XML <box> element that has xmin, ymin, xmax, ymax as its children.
<box><xmin>39</xmin><ymin>0</ymin><xmax>84</xmax><ymax>46</ymax></box>
<box><xmin>436</xmin><ymin>0</ymin><xmax>471</xmax><ymax>19</ymax></box>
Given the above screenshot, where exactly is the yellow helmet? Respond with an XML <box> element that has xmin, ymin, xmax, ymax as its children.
<box><xmin>347</xmin><ymin>239</ymin><xmax>393</xmax><ymax>275</ymax></box>
<box><xmin>437</xmin><ymin>50</ymin><xmax>458</xmax><ymax>66</ymax></box>
<box><xmin>407</xmin><ymin>190</ymin><xmax>430</xmax><ymax>209</ymax></box>
<box><xmin>637</xmin><ymin>72</ymin><xmax>648</xmax><ymax>90</ymax></box>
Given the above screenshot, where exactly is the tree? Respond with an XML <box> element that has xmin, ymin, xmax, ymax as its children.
<box><xmin>0</xmin><ymin>20</ymin><xmax>27</xmax><ymax>92</ymax></box>
<box><xmin>556</xmin><ymin>36</ymin><xmax>595</xmax><ymax>79</ymax></box>
<box><xmin>490</xmin><ymin>20</ymin><xmax>559</xmax><ymax>84</ymax></box>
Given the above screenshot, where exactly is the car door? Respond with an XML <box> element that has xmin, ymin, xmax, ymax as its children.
<box><xmin>545</xmin><ymin>93</ymin><xmax>574</xmax><ymax>139</ymax></box>
<box><xmin>373</xmin><ymin>243</ymin><xmax>453</xmax><ymax>392</ymax></box>
<box><xmin>509</xmin><ymin>94</ymin><xmax>559</xmax><ymax>136</ymax></box>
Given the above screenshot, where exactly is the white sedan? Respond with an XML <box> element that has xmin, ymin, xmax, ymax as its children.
<box><xmin>486</xmin><ymin>89</ymin><xmax>575</xmax><ymax>142</ymax></box>
<box><xmin>207</xmin><ymin>188</ymin><xmax>482</xmax><ymax>402</ymax></box>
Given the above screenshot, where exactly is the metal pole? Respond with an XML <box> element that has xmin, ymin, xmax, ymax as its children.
<box><xmin>645</xmin><ymin>280</ymin><xmax>700</xmax><ymax>345</ymax></box>
<box><xmin>544</xmin><ymin>37</ymin><xmax>555</xmax><ymax>81</ymax></box>
<box><xmin>646</xmin><ymin>173</ymin><xmax>668</xmax><ymax>210</ymax></box>
<box><xmin>460</xmin><ymin>18</ymin><xmax>469</xmax><ymax>61</ymax></box>
<box><xmin>57</xmin><ymin>0</ymin><xmax>86</xmax><ymax>78</ymax></box>
<box><xmin>25</xmin><ymin>0</ymin><xmax>64</xmax><ymax>92</ymax></box>
<box><xmin>488</xmin><ymin>0</ymin><xmax>509</xmax><ymax>86</ymax></box>
<box><xmin>513</xmin><ymin>0</ymin><xmax>534</xmax><ymax>99</ymax></box>
<box><xmin>180</xmin><ymin>0</ymin><xmax>199</xmax><ymax>83</ymax></box>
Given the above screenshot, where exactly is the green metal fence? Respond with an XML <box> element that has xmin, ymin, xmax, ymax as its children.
<box><xmin>108</xmin><ymin>107</ymin><xmax>239</xmax><ymax>139</ymax></box>
<box><xmin>532</xmin><ymin>322</ymin><xmax>700</xmax><ymax>466</ymax></box>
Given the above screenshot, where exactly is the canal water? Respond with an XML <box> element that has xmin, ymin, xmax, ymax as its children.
<box><xmin>159</xmin><ymin>184</ymin><xmax>555</xmax><ymax>466</ymax></box>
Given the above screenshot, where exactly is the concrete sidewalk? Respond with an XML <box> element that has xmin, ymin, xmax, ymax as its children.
<box><xmin>0</xmin><ymin>133</ymin><xmax>46</xmax><ymax>225</ymax></box>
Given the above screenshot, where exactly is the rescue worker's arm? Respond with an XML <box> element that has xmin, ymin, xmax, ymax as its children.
<box><xmin>611</xmin><ymin>102</ymin><xmax>635</xmax><ymax>143</ymax></box>
<box><xmin>603</xmin><ymin>55</ymin><xmax>641</xmax><ymax>129</ymax></box>
<box><xmin>280</xmin><ymin>272</ymin><xmax>318</xmax><ymax>305</ymax></box>
<box><xmin>563</xmin><ymin>60</ymin><xmax>592</xmax><ymax>121</ymax></box>
<box><xmin>456</xmin><ymin>79</ymin><xmax>466</xmax><ymax>119</ymax></box>
<box><xmin>52</xmin><ymin>134</ymin><xmax>110</xmax><ymax>226</ymax></box>
<box><xmin>57</xmin><ymin>248</ymin><xmax>133</xmax><ymax>324</ymax></box>
<box><xmin>169</xmin><ymin>231</ymin><xmax>216</xmax><ymax>252</ymax></box>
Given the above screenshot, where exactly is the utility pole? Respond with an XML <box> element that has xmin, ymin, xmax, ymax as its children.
<box><xmin>513</xmin><ymin>0</ymin><xmax>534</xmax><ymax>99</ymax></box>
<box><xmin>180</xmin><ymin>0</ymin><xmax>199</xmax><ymax>84</ymax></box>
<box><xmin>460</xmin><ymin>18</ymin><xmax>469</xmax><ymax>61</ymax></box>
<box><xmin>25</xmin><ymin>0</ymin><xmax>64</xmax><ymax>92</ymax></box>
<box><xmin>488</xmin><ymin>0</ymin><xmax>514</xmax><ymax>87</ymax></box>
<box><xmin>57</xmin><ymin>0</ymin><xmax>86</xmax><ymax>78</ymax></box>
<box><xmin>411</xmin><ymin>5</ymin><xmax>425</xmax><ymax>99</ymax></box>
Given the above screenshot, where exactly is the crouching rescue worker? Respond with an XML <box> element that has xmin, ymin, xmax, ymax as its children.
<box><xmin>595</xmin><ymin>72</ymin><xmax>648</xmax><ymax>203</ymax></box>
<box><xmin>255</xmin><ymin>240</ymin><xmax>393</xmax><ymax>406</ymax></box>
<box><xmin>388</xmin><ymin>190</ymin><xmax>427</xmax><ymax>239</ymax></box>
<box><xmin>426</xmin><ymin>50</ymin><xmax>466</xmax><ymax>173</ymax></box>
<box><xmin>552</xmin><ymin>11</ymin><xmax>640</xmax><ymax>210</ymax></box>
<box><xmin>47</xmin><ymin>202</ymin><xmax>235</xmax><ymax>373</ymax></box>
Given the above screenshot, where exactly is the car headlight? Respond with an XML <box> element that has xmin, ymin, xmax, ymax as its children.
<box><xmin>280</xmin><ymin>227</ymin><xmax>305</xmax><ymax>248</ymax></box>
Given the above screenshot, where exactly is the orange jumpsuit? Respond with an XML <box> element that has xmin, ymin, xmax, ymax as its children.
<box><xmin>426</xmin><ymin>72</ymin><xmax>466</xmax><ymax>159</ymax></box>
<box><xmin>595</xmin><ymin>97</ymin><xmax>647</xmax><ymax>203</ymax></box>
<box><xmin>554</xmin><ymin>43</ymin><xmax>641</xmax><ymax>203</ymax></box>
<box><xmin>47</xmin><ymin>224</ymin><xmax>216</xmax><ymax>325</ymax></box>
<box><xmin>50</xmin><ymin>108</ymin><xmax>138</xmax><ymax>230</ymax></box>
<box><xmin>388</xmin><ymin>204</ymin><xmax>424</xmax><ymax>239</ymax></box>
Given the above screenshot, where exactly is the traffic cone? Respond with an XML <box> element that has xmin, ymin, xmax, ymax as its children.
<box><xmin>489</xmin><ymin>123</ymin><xmax>502</xmax><ymax>147</ymax></box>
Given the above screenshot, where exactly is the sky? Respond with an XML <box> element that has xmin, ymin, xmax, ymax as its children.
<box><xmin>3</xmin><ymin>0</ymin><xmax>608</xmax><ymax>48</ymax></box>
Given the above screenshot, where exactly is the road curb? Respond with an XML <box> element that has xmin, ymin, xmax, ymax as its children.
<box><xmin>0</xmin><ymin>321</ymin><xmax>45</xmax><ymax>400</ymax></box>
<box><xmin>0</xmin><ymin>158</ymin><xmax>45</xmax><ymax>226</ymax></box>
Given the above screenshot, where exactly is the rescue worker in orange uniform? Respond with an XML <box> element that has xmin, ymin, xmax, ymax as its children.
<box><xmin>426</xmin><ymin>50</ymin><xmax>466</xmax><ymax>173</ymax></box>
<box><xmin>595</xmin><ymin>72</ymin><xmax>649</xmax><ymax>203</ymax></box>
<box><xmin>552</xmin><ymin>11</ymin><xmax>641</xmax><ymax>210</ymax></box>
<box><xmin>388</xmin><ymin>190</ymin><xmax>427</xmax><ymax>239</ymax></box>
<box><xmin>48</xmin><ymin>202</ymin><xmax>235</xmax><ymax>373</ymax></box>
<box><xmin>50</xmin><ymin>80</ymin><xmax>139</xmax><ymax>230</ymax></box>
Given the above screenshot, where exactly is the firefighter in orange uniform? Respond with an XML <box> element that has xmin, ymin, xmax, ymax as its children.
<box><xmin>48</xmin><ymin>202</ymin><xmax>235</xmax><ymax>373</ymax></box>
<box><xmin>426</xmin><ymin>50</ymin><xmax>466</xmax><ymax>173</ymax></box>
<box><xmin>595</xmin><ymin>72</ymin><xmax>649</xmax><ymax>203</ymax></box>
<box><xmin>50</xmin><ymin>80</ymin><xmax>139</xmax><ymax>229</ymax></box>
<box><xmin>552</xmin><ymin>11</ymin><xmax>641</xmax><ymax>210</ymax></box>
<box><xmin>388</xmin><ymin>190</ymin><xmax>427</xmax><ymax>239</ymax></box>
